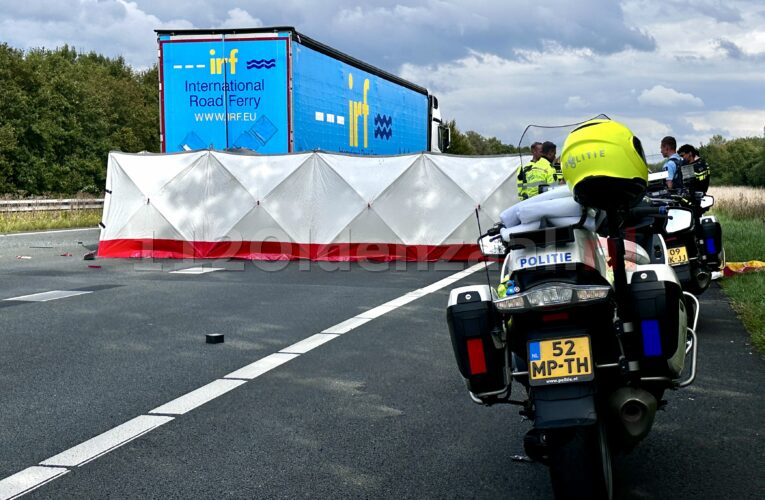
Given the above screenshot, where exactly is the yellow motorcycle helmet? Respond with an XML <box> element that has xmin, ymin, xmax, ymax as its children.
<box><xmin>560</xmin><ymin>119</ymin><xmax>648</xmax><ymax>210</ymax></box>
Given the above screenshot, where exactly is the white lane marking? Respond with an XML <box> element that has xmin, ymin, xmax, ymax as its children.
<box><xmin>40</xmin><ymin>416</ymin><xmax>174</xmax><ymax>468</ymax></box>
<box><xmin>1</xmin><ymin>262</ymin><xmax>491</xmax><ymax>498</ymax></box>
<box><xmin>315</xmin><ymin>111</ymin><xmax>324</xmax><ymax>121</ymax></box>
<box><xmin>356</xmin><ymin>304</ymin><xmax>398</xmax><ymax>320</ymax></box>
<box><xmin>149</xmin><ymin>379</ymin><xmax>246</xmax><ymax>415</ymax></box>
<box><xmin>169</xmin><ymin>267</ymin><xmax>225</xmax><ymax>275</ymax></box>
<box><xmin>224</xmin><ymin>353</ymin><xmax>299</xmax><ymax>380</ymax></box>
<box><xmin>321</xmin><ymin>316</ymin><xmax>372</xmax><ymax>334</ymax></box>
<box><xmin>4</xmin><ymin>291</ymin><xmax>92</xmax><ymax>302</ymax></box>
<box><xmin>0</xmin><ymin>228</ymin><xmax>99</xmax><ymax>237</ymax></box>
<box><xmin>336</xmin><ymin>116</ymin><xmax>345</xmax><ymax>125</ymax></box>
<box><xmin>380</xmin><ymin>294</ymin><xmax>421</xmax><ymax>308</ymax></box>
<box><xmin>280</xmin><ymin>333</ymin><xmax>339</xmax><ymax>354</ymax></box>
<box><xmin>0</xmin><ymin>466</ymin><xmax>69</xmax><ymax>500</ymax></box>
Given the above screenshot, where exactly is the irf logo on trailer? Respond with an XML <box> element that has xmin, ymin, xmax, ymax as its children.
<box><xmin>347</xmin><ymin>73</ymin><xmax>370</xmax><ymax>148</ymax></box>
<box><xmin>208</xmin><ymin>49</ymin><xmax>239</xmax><ymax>74</ymax></box>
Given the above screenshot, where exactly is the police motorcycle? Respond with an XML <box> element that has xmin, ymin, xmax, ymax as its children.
<box><xmin>446</xmin><ymin>120</ymin><xmax>699</xmax><ymax>499</ymax></box>
<box><xmin>645</xmin><ymin>168</ymin><xmax>724</xmax><ymax>296</ymax></box>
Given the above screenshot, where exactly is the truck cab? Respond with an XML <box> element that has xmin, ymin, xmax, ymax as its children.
<box><xmin>430</xmin><ymin>95</ymin><xmax>451</xmax><ymax>153</ymax></box>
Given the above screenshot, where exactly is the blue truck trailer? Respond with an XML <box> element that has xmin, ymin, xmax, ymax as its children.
<box><xmin>156</xmin><ymin>27</ymin><xmax>449</xmax><ymax>155</ymax></box>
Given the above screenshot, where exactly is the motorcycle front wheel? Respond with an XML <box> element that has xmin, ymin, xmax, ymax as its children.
<box><xmin>548</xmin><ymin>422</ymin><xmax>613</xmax><ymax>500</ymax></box>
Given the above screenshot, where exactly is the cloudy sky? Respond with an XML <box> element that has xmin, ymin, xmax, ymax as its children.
<box><xmin>1</xmin><ymin>0</ymin><xmax>764</xmax><ymax>157</ymax></box>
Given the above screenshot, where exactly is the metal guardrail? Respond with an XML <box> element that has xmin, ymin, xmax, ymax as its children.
<box><xmin>0</xmin><ymin>199</ymin><xmax>104</xmax><ymax>212</ymax></box>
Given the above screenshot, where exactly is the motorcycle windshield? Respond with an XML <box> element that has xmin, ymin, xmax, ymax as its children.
<box><xmin>516</xmin><ymin>114</ymin><xmax>610</xmax><ymax>170</ymax></box>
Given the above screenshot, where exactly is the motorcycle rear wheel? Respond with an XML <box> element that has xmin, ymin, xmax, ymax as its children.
<box><xmin>548</xmin><ymin>423</ymin><xmax>612</xmax><ymax>500</ymax></box>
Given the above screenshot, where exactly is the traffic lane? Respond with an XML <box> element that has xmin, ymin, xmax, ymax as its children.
<box><xmin>0</xmin><ymin>228</ymin><xmax>99</xmax><ymax>252</ymax></box>
<box><xmin>34</xmin><ymin>277</ymin><xmax>763</xmax><ymax>499</ymax></box>
<box><xmin>26</xmin><ymin>277</ymin><xmax>553</xmax><ymax>499</ymax></box>
<box><xmin>13</xmin><ymin>264</ymin><xmax>762</xmax><ymax>498</ymax></box>
<box><xmin>616</xmin><ymin>283</ymin><xmax>765</xmax><ymax>499</ymax></box>
<box><xmin>1</xmin><ymin>261</ymin><xmax>471</xmax><ymax>481</ymax></box>
<box><xmin>0</xmin><ymin>228</ymin><xmax>102</xmax><ymax>299</ymax></box>
<box><xmin>0</xmin><ymin>241</ymin><xmax>468</xmax><ymax>299</ymax></box>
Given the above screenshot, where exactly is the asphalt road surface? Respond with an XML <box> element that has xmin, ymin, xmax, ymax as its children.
<box><xmin>0</xmin><ymin>228</ymin><xmax>763</xmax><ymax>499</ymax></box>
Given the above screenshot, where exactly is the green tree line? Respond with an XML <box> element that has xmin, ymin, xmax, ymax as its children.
<box><xmin>0</xmin><ymin>44</ymin><xmax>158</xmax><ymax>195</ymax></box>
<box><xmin>699</xmin><ymin>135</ymin><xmax>765</xmax><ymax>187</ymax></box>
<box><xmin>446</xmin><ymin>121</ymin><xmax>765</xmax><ymax>188</ymax></box>
<box><xmin>1</xmin><ymin>44</ymin><xmax>763</xmax><ymax>195</ymax></box>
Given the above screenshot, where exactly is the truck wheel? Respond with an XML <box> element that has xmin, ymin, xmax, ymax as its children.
<box><xmin>548</xmin><ymin>423</ymin><xmax>612</xmax><ymax>500</ymax></box>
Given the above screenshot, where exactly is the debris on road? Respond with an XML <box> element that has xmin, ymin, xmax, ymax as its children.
<box><xmin>206</xmin><ymin>333</ymin><xmax>224</xmax><ymax>344</ymax></box>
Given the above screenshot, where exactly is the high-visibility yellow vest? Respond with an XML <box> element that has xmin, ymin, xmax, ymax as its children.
<box><xmin>517</xmin><ymin>157</ymin><xmax>556</xmax><ymax>199</ymax></box>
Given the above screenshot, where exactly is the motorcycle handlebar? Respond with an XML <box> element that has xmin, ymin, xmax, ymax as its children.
<box><xmin>485</xmin><ymin>222</ymin><xmax>503</xmax><ymax>237</ymax></box>
<box><xmin>629</xmin><ymin>205</ymin><xmax>669</xmax><ymax>218</ymax></box>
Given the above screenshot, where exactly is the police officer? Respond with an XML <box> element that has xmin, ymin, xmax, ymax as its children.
<box><xmin>678</xmin><ymin>143</ymin><xmax>710</xmax><ymax>193</ymax></box>
<box><xmin>517</xmin><ymin>141</ymin><xmax>557</xmax><ymax>199</ymax></box>
<box><xmin>660</xmin><ymin>136</ymin><xmax>684</xmax><ymax>190</ymax></box>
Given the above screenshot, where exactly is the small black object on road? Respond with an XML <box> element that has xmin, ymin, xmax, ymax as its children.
<box><xmin>206</xmin><ymin>333</ymin><xmax>224</xmax><ymax>344</ymax></box>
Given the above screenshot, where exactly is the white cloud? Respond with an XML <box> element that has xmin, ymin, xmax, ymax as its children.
<box><xmin>638</xmin><ymin>85</ymin><xmax>704</xmax><ymax>107</ymax></box>
<box><xmin>609</xmin><ymin>116</ymin><xmax>673</xmax><ymax>161</ymax></box>
<box><xmin>0</xmin><ymin>0</ymin><xmax>763</xmax><ymax>149</ymax></box>
<box><xmin>684</xmin><ymin>109</ymin><xmax>765</xmax><ymax>138</ymax></box>
<box><xmin>565</xmin><ymin>96</ymin><xmax>589</xmax><ymax>110</ymax></box>
<box><xmin>216</xmin><ymin>8</ymin><xmax>263</xmax><ymax>29</ymax></box>
<box><xmin>0</xmin><ymin>0</ymin><xmax>194</xmax><ymax>69</ymax></box>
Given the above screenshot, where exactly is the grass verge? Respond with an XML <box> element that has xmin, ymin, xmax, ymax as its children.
<box><xmin>714</xmin><ymin>211</ymin><xmax>765</xmax><ymax>355</ymax></box>
<box><xmin>0</xmin><ymin>209</ymin><xmax>102</xmax><ymax>234</ymax></box>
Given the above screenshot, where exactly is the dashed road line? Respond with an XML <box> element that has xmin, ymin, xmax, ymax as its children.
<box><xmin>0</xmin><ymin>262</ymin><xmax>490</xmax><ymax>499</ymax></box>
<box><xmin>148</xmin><ymin>380</ymin><xmax>246</xmax><ymax>416</ymax></box>
<box><xmin>321</xmin><ymin>316</ymin><xmax>372</xmax><ymax>334</ymax></box>
<box><xmin>0</xmin><ymin>467</ymin><xmax>69</xmax><ymax>500</ymax></box>
<box><xmin>40</xmin><ymin>416</ymin><xmax>174</xmax><ymax>468</ymax></box>
<box><xmin>280</xmin><ymin>333</ymin><xmax>340</xmax><ymax>354</ymax></box>
<box><xmin>223</xmin><ymin>353</ymin><xmax>299</xmax><ymax>380</ymax></box>
<box><xmin>3</xmin><ymin>291</ymin><xmax>92</xmax><ymax>302</ymax></box>
<box><xmin>169</xmin><ymin>267</ymin><xmax>225</xmax><ymax>275</ymax></box>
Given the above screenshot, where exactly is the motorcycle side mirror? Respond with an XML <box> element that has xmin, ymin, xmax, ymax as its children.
<box><xmin>700</xmin><ymin>195</ymin><xmax>714</xmax><ymax>209</ymax></box>
<box><xmin>664</xmin><ymin>208</ymin><xmax>694</xmax><ymax>235</ymax></box>
<box><xmin>478</xmin><ymin>234</ymin><xmax>506</xmax><ymax>256</ymax></box>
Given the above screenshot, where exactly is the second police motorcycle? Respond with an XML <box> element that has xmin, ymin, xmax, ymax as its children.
<box><xmin>645</xmin><ymin>160</ymin><xmax>724</xmax><ymax>296</ymax></box>
<box><xmin>447</xmin><ymin>119</ymin><xmax>700</xmax><ymax>499</ymax></box>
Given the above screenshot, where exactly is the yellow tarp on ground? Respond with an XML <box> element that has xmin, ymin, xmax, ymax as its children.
<box><xmin>723</xmin><ymin>261</ymin><xmax>765</xmax><ymax>277</ymax></box>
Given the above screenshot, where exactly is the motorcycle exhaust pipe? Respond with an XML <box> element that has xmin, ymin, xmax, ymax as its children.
<box><xmin>608</xmin><ymin>387</ymin><xmax>658</xmax><ymax>446</ymax></box>
<box><xmin>696</xmin><ymin>270</ymin><xmax>710</xmax><ymax>282</ymax></box>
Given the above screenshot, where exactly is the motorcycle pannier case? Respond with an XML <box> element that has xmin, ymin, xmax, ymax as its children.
<box><xmin>628</xmin><ymin>265</ymin><xmax>688</xmax><ymax>379</ymax></box>
<box><xmin>700</xmin><ymin>216</ymin><xmax>723</xmax><ymax>267</ymax></box>
<box><xmin>447</xmin><ymin>285</ymin><xmax>508</xmax><ymax>398</ymax></box>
